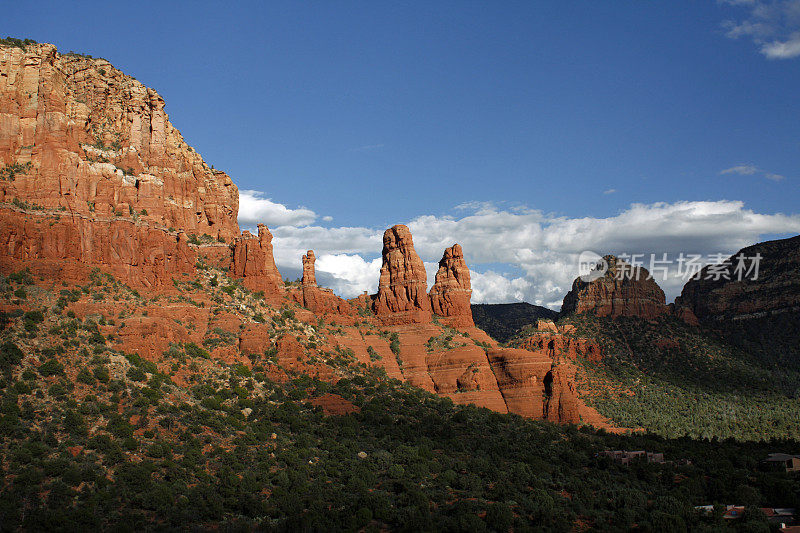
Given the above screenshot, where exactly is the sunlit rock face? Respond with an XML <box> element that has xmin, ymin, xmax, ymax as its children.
<box><xmin>561</xmin><ymin>255</ymin><xmax>668</xmax><ymax>319</ymax></box>
<box><xmin>429</xmin><ymin>244</ymin><xmax>474</xmax><ymax>327</ymax></box>
<box><xmin>373</xmin><ymin>224</ymin><xmax>432</xmax><ymax>325</ymax></box>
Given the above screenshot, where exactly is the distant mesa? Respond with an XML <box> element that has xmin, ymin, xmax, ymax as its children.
<box><xmin>561</xmin><ymin>254</ymin><xmax>668</xmax><ymax>320</ymax></box>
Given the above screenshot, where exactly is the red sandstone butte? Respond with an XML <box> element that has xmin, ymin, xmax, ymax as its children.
<box><xmin>561</xmin><ymin>255</ymin><xmax>668</xmax><ymax>319</ymax></box>
<box><xmin>232</xmin><ymin>224</ymin><xmax>285</xmax><ymax>298</ymax></box>
<box><xmin>429</xmin><ymin>244</ymin><xmax>474</xmax><ymax>327</ymax></box>
<box><xmin>0</xmin><ymin>41</ymin><xmax>630</xmax><ymax>433</ymax></box>
<box><xmin>373</xmin><ymin>225</ymin><xmax>432</xmax><ymax>324</ymax></box>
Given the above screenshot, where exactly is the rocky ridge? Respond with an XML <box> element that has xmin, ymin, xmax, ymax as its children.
<box><xmin>0</xmin><ymin>41</ymin><xmax>616</xmax><ymax>430</ymax></box>
<box><xmin>675</xmin><ymin>235</ymin><xmax>800</xmax><ymax>322</ymax></box>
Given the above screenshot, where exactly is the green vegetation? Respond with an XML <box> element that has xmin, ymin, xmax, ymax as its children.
<box><xmin>0</xmin><ymin>37</ymin><xmax>38</xmax><ymax>50</ymax></box>
<box><xmin>560</xmin><ymin>314</ymin><xmax>800</xmax><ymax>441</ymax></box>
<box><xmin>472</xmin><ymin>302</ymin><xmax>558</xmax><ymax>343</ymax></box>
<box><xmin>0</xmin><ymin>269</ymin><xmax>797</xmax><ymax>530</ymax></box>
<box><xmin>0</xmin><ymin>162</ymin><xmax>33</xmax><ymax>181</ymax></box>
<box><xmin>187</xmin><ymin>233</ymin><xmax>217</xmax><ymax>245</ymax></box>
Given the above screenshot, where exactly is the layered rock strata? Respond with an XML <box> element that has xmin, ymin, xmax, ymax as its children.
<box><xmin>0</xmin><ymin>208</ymin><xmax>195</xmax><ymax>287</ymax></box>
<box><xmin>373</xmin><ymin>224</ymin><xmax>432</xmax><ymax>324</ymax></box>
<box><xmin>0</xmin><ymin>42</ymin><xmax>239</xmax><ymax>241</ymax></box>
<box><xmin>561</xmin><ymin>255</ymin><xmax>668</xmax><ymax>319</ymax></box>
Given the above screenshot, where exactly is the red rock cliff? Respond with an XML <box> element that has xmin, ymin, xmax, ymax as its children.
<box><xmin>561</xmin><ymin>255</ymin><xmax>668</xmax><ymax>319</ymax></box>
<box><xmin>429</xmin><ymin>244</ymin><xmax>474</xmax><ymax>327</ymax></box>
<box><xmin>675</xmin><ymin>235</ymin><xmax>800</xmax><ymax>322</ymax></box>
<box><xmin>0</xmin><ymin>208</ymin><xmax>196</xmax><ymax>287</ymax></box>
<box><xmin>373</xmin><ymin>225</ymin><xmax>432</xmax><ymax>324</ymax></box>
<box><xmin>0</xmin><ymin>42</ymin><xmax>240</xmax><ymax>241</ymax></box>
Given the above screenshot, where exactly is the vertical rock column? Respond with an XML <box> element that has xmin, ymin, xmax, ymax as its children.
<box><xmin>373</xmin><ymin>224</ymin><xmax>432</xmax><ymax>325</ymax></box>
<box><xmin>428</xmin><ymin>243</ymin><xmax>474</xmax><ymax>327</ymax></box>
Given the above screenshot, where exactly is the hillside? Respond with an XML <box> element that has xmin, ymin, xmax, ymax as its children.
<box><xmin>470</xmin><ymin>303</ymin><xmax>558</xmax><ymax>343</ymax></box>
<box><xmin>675</xmin><ymin>234</ymin><xmax>800</xmax><ymax>368</ymax></box>
<box><xmin>531</xmin><ymin>313</ymin><xmax>800</xmax><ymax>441</ymax></box>
<box><xmin>1</xmin><ymin>271</ymin><xmax>799</xmax><ymax>530</ymax></box>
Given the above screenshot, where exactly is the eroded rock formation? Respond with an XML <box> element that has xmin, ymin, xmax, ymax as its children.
<box><xmin>232</xmin><ymin>224</ymin><xmax>284</xmax><ymax>298</ymax></box>
<box><xmin>296</xmin><ymin>249</ymin><xmax>354</xmax><ymax>315</ymax></box>
<box><xmin>0</xmin><ymin>42</ymin><xmax>239</xmax><ymax>241</ymax></box>
<box><xmin>561</xmin><ymin>255</ymin><xmax>668</xmax><ymax>319</ymax></box>
<box><xmin>542</xmin><ymin>365</ymin><xmax>581</xmax><ymax>424</ymax></box>
<box><xmin>518</xmin><ymin>332</ymin><xmax>602</xmax><ymax>362</ymax></box>
<box><xmin>0</xmin><ymin>41</ymin><xmax>625</xmax><ymax>432</ymax></box>
<box><xmin>373</xmin><ymin>225</ymin><xmax>432</xmax><ymax>324</ymax></box>
<box><xmin>302</xmin><ymin>250</ymin><xmax>317</xmax><ymax>287</ymax></box>
<box><xmin>429</xmin><ymin>244</ymin><xmax>474</xmax><ymax>327</ymax></box>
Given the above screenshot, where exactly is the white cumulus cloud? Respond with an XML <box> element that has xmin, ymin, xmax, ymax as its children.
<box><xmin>238</xmin><ymin>190</ymin><xmax>318</xmax><ymax>227</ymax></box>
<box><xmin>239</xmin><ymin>196</ymin><xmax>800</xmax><ymax>310</ymax></box>
<box><xmin>721</xmin><ymin>0</ymin><xmax>800</xmax><ymax>59</ymax></box>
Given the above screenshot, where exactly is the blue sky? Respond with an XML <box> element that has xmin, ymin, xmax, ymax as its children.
<box><xmin>4</xmin><ymin>1</ymin><xmax>799</xmax><ymax>307</ymax></box>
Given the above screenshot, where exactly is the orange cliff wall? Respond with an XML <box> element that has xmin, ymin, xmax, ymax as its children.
<box><xmin>0</xmin><ymin>42</ymin><xmax>240</xmax><ymax>241</ymax></box>
<box><xmin>0</xmin><ymin>42</ymin><xmax>241</xmax><ymax>287</ymax></box>
<box><xmin>0</xmin><ymin>208</ymin><xmax>195</xmax><ymax>287</ymax></box>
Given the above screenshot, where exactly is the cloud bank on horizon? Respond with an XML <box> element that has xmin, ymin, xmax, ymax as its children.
<box><xmin>238</xmin><ymin>192</ymin><xmax>800</xmax><ymax>310</ymax></box>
